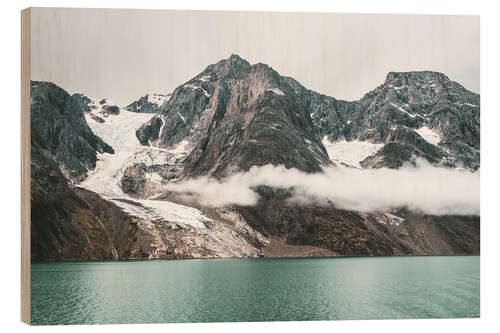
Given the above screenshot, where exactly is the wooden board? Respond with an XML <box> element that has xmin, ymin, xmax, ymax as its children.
<box><xmin>21</xmin><ymin>7</ymin><xmax>31</xmax><ymax>325</ymax></box>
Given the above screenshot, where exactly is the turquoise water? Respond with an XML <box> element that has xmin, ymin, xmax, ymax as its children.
<box><xmin>31</xmin><ymin>256</ymin><xmax>480</xmax><ymax>325</ymax></box>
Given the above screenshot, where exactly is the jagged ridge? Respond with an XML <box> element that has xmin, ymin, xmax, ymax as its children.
<box><xmin>136</xmin><ymin>55</ymin><xmax>480</xmax><ymax>181</ymax></box>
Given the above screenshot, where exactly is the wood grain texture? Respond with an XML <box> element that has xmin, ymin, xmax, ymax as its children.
<box><xmin>21</xmin><ymin>7</ymin><xmax>31</xmax><ymax>325</ymax></box>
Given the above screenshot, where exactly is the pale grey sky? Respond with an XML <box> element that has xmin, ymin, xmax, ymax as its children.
<box><xmin>31</xmin><ymin>8</ymin><xmax>479</xmax><ymax>106</ymax></box>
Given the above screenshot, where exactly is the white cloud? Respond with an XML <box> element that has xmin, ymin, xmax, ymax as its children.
<box><xmin>165</xmin><ymin>160</ymin><xmax>480</xmax><ymax>216</ymax></box>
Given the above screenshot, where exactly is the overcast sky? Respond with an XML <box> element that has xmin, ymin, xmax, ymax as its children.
<box><xmin>31</xmin><ymin>8</ymin><xmax>479</xmax><ymax>106</ymax></box>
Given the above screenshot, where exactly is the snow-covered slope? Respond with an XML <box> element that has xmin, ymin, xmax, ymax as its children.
<box><xmin>111</xmin><ymin>198</ymin><xmax>210</xmax><ymax>229</ymax></box>
<box><xmin>322</xmin><ymin>137</ymin><xmax>383</xmax><ymax>167</ymax></box>
<box><xmin>414</xmin><ymin>126</ymin><xmax>441</xmax><ymax>146</ymax></box>
<box><xmin>80</xmin><ymin>107</ymin><xmax>209</xmax><ymax>230</ymax></box>
<box><xmin>82</xmin><ymin>109</ymin><xmax>156</xmax><ymax>196</ymax></box>
<box><xmin>77</xmin><ymin>102</ymin><xmax>267</xmax><ymax>258</ymax></box>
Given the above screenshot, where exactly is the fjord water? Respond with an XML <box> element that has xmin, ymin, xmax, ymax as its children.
<box><xmin>31</xmin><ymin>256</ymin><xmax>479</xmax><ymax>325</ymax></box>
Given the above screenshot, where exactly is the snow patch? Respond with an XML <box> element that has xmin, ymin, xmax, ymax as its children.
<box><xmin>145</xmin><ymin>172</ymin><xmax>164</xmax><ymax>183</ymax></box>
<box><xmin>198</xmin><ymin>75</ymin><xmax>211</xmax><ymax>82</ymax></box>
<box><xmin>415</xmin><ymin>126</ymin><xmax>441</xmax><ymax>146</ymax></box>
<box><xmin>390</xmin><ymin>102</ymin><xmax>423</xmax><ymax>119</ymax></box>
<box><xmin>322</xmin><ymin>137</ymin><xmax>383</xmax><ymax>167</ymax></box>
<box><xmin>267</xmin><ymin>88</ymin><xmax>285</xmax><ymax>96</ymax></box>
<box><xmin>166</xmin><ymin>140</ymin><xmax>189</xmax><ymax>156</ymax></box>
<box><xmin>177</xmin><ymin>112</ymin><xmax>187</xmax><ymax>124</ymax></box>
<box><xmin>184</xmin><ymin>84</ymin><xmax>211</xmax><ymax>97</ymax></box>
<box><xmin>157</xmin><ymin>115</ymin><xmax>166</xmax><ymax>140</ymax></box>
<box><xmin>375</xmin><ymin>212</ymin><xmax>405</xmax><ymax>226</ymax></box>
<box><xmin>455</xmin><ymin>102</ymin><xmax>479</xmax><ymax>108</ymax></box>
<box><xmin>384</xmin><ymin>212</ymin><xmax>405</xmax><ymax>225</ymax></box>
<box><xmin>111</xmin><ymin>199</ymin><xmax>210</xmax><ymax>229</ymax></box>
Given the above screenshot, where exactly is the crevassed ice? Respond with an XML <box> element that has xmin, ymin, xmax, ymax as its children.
<box><xmin>111</xmin><ymin>198</ymin><xmax>210</xmax><ymax>229</ymax></box>
<box><xmin>80</xmin><ymin>107</ymin><xmax>208</xmax><ymax>229</ymax></box>
<box><xmin>81</xmin><ymin>109</ymin><xmax>155</xmax><ymax>197</ymax></box>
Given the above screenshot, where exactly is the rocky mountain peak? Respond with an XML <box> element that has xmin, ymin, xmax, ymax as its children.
<box><xmin>385</xmin><ymin>71</ymin><xmax>450</xmax><ymax>84</ymax></box>
<box><xmin>376</xmin><ymin>70</ymin><xmax>478</xmax><ymax>105</ymax></box>
<box><xmin>360</xmin><ymin>70</ymin><xmax>479</xmax><ymax>111</ymax></box>
<box><xmin>134</xmin><ymin>58</ymin><xmax>480</xmax><ymax>179</ymax></box>
<box><xmin>135</xmin><ymin>55</ymin><xmax>331</xmax><ymax>179</ymax></box>
<box><xmin>205</xmin><ymin>54</ymin><xmax>251</xmax><ymax>80</ymax></box>
<box><xmin>248</xmin><ymin>62</ymin><xmax>282</xmax><ymax>82</ymax></box>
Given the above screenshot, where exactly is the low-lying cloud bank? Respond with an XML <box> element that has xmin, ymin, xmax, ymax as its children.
<box><xmin>165</xmin><ymin>160</ymin><xmax>479</xmax><ymax>215</ymax></box>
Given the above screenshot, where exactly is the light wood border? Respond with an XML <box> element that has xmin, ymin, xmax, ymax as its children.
<box><xmin>21</xmin><ymin>7</ymin><xmax>31</xmax><ymax>325</ymax></box>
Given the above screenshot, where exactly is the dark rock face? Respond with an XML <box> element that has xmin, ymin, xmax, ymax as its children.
<box><xmin>71</xmin><ymin>93</ymin><xmax>93</xmax><ymax>113</ymax></box>
<box><xmin>282</xmin><ymin>76</ymin><xmax>361</xmax><ymax>141</ymax></box>
<box><xmin>236</xmin><ymin>199</ymin><xmax>479</xmax><ymax>256</ymax></box>
<box><xmin>136</xmin><ymin>116</ymin><xmax>163</xmax><ymax>145</ymax></box>
<box><xmin>89</xmin><ymin>114</ymin><xmax>105</xmax><ymax>123</ymax></box>
<box><xmin>103</xmin><ymin>104</ymin><xmax>120</xmax><ymax>115</ymax></box>
<box><xmin>137</xmin><ymin>54</ymin><xmax>330</xmax><ymax>178</ymax></box>
<box><xmin>126</xmin><ymin>94</ymin><xmax>170</xmax><ymax>113</ymax></box>
<box><xmin>121</xmin><ymin>162</ymin><xmax>183</xmax><ymax>198</ymax></box>
<box><xmin>121</xmin><ymin>163</ymin><xmax>150</xmax><ymax>196</ymax></box>
<box><xmin>30</xmin><ymin>130</ymin><xmax>147</xmax><ymax>262</ymax></box>
<box><xmin>31</xmin><ymin>81</ymin><xmax>114</xmax><ymax>182</ymax></box>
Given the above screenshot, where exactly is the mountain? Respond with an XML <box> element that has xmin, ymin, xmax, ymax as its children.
<box><xmin>130</xmin><ymin>55</ymin><xmax>479</xmax><ymax>255</ymax></box>
<box><xmin>30</xmin><ymin>82</ymin><xmax>151</xmax><ymax>261</ymax></box>
<box><xmin>30</xmin><ymin>87</ymin><xmax>141</xmax><ymax>261</ymax></box>
<box><xmin>237</xmin><ymin>201</ymin><xmax>479</xmax><ymax>256</ymax></box>
<box><xmin>30</xmin><ymin>81</ymin><xmax>114</xmax><ymax>182</ymax></box>
<box><xmin>342</xmin><ymin>71</ymin><xmax>479</xmax><ymax>169</ymax></box>
<box><xmin>136</xmin><ymin>54</ymin><xmax>331</xmax><ymax>179</ymax></box>
<box><xmin>125</xmin><ymin>93</ymin><xmax>171</xmax><ymax>113</ymax></box>
<box><xmin>136</xmin><ymin>55</ymin><xmax>480</xmax><ymax>181</ymax></box>
<box><xmin>29</xmin><ymin>56</ymin><xmax>480</xmax><ymax>261</ymax></box>
<box><xmin>31</xmin><ymin>81</ymin><xmax>268</xmax><ymax>261</ymax></box>
<box><xmin>279</xmin><ymin>71</ymin><xmax>479</xmax><ymax>170</ymax></box>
